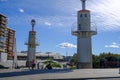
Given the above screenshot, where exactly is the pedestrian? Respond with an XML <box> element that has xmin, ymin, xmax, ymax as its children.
<box><xmin>45</xmin><ymin>63</ymin><xmax>52</xmax><ymax>69</ymax></box>
<box><xmin>31</xmin><ymin>60</ymin><xmax>36</xmax><ymax>69</ymax></box>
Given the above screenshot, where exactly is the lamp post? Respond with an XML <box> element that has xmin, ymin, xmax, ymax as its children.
<box><xmin>31</xmin><ymin>19</ymin><xmax>36</xmax><ymax>31</ymax></box>
<box><xmin>118</xmin><ymin>57</ymin><xmax>120</xmax><ymax>74</ymax></box>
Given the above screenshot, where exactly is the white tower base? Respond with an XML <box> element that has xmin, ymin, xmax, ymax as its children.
<box><xmin>77</xmin><ymin>36</ymin><xmax>92</xmax><ymax>69</ymax></box>
<box><xmin>77</xmin><ymin>63</ymin><xmax>92</xmax><ymax>69</ymax></box>
<box><xmin>26</xmin><ymin>31</ymin><xmax>36</xmax><ymax>68</ymax></box>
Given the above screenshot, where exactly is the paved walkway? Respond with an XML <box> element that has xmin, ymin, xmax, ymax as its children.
<box><xmin>0</xmin><ymin>69</ymin><xmax>120</xmax><ymax>80</ymax></box>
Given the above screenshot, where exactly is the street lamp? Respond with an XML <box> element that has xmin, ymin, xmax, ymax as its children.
<box><xmin>31</xmin><ymin>19</ymin><xmax>36</xmax><ymax>31</ymax></box>
<box><xmin>118</xmin><ymin>57</ymin><xmax>120</xmax><ymax>74</ymax></box>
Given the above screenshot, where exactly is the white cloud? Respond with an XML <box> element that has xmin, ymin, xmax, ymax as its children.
<box><xmin>58</xmin><ymin>23</ymin><xmax>63</xmax><ymax>26</ymax></box>
<box><xmin>19</xmin><ymin>8</ymin><xmax>24</xmax><ymax>13</ymax></box>
<box><xmin>51</xmin><ymin>0</ymin><xmax>120</xmax><ymax>32</ymax></box>
<box><xmin>44</xmin><ymin>22</ymin><xmax>52</xmax><ymax>26</ymax></box>
<box><xmin>36</xmin><ymin>0</ymin><xmax>120</xmax><ymax>32</ymax></box>
<box><xmin>105</xmin><ymin>42</ymin><xmax>120</xmax><ymax>48</ymax></box>
<box><xmin>58</xmin><ymin>42</ymin><xmax>77</xmax><ymax>48</ymax></box>
<box><xmin>9</xmin><ymin>15</ymin><xmax>73</xmax><ymax>29</ymax></box>
<box><xmin>89</xmin><ymin>0</ymin><xmax>120</xmax><ymax>32</ymax></box>
<box><xmin>9</xmin><ymin>0</ymin><xmax>120</xmax><ymax>32</ymax></box>
<box><xmin>35</xmin><ymin>16</ymin><xmax>76</xmax><ymax>29</ymax></box>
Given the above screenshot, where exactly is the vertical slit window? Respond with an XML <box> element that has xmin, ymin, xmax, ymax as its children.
<box><xmin>85</xmin><ymin>14</ymin><xmax>87</xmax><ymax>17</ymax></box>
<box><xmin>80</xmin><ymin>14</ymin><xmax>82</xmax><ymax>18</ymax></box>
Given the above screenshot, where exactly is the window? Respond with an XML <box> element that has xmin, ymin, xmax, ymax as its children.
<box><xmin>9</xmin><ymin>47</ymin><xmax>13</xmax><ymax>50</ymax></box>
<box><xmin>80</xmin><ymin>14</ymin><xmax>87</xmax><ymax>18</ymax></box>
<box><xmin>78</xmin><ymin>24</ymin><xmax>81</xmax><ymax>30</ymax></box>
<box><xmin>80</xmin><ymin>14</ymin><xmax>82</xmax><ymax>18</ymax></box>
<box><xmin>0</xmin><ymin>24</ymin><xmax>6</xmax><ymax>27</ymax></box>
<box><xmin>0</xmin><ymin>36</ymin><xmax>5</xmax><ymax>42</ymax></box>
<box><xmin>85</xmin><ymin>14</ymin><xmax>87</xmax><ymax>17</ymax></box>
<box><xmin>0</xmin><ymin>43</ymin><xmax>4</xmax><ymax>48</ymax></box>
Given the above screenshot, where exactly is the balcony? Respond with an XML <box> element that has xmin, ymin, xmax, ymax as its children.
<box><xmin>25</xmin><ymin>42</ymin><xmax>39</xmax><ymax>46</ymax></box>
<box><xmin>71</xmin><ymin>22</ymin><xmax>97</xmax><ymax>36</ymax></box>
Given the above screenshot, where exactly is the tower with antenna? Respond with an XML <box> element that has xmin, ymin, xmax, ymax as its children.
<box><xmin>25</xmin><ymin>19</ymin><xmax>39</xmax><ymax>68</ymax></box>
<box><xmin>72</xmin><ymin>0</ymin><xmax>97</xmax><ymax>69</ymax></box>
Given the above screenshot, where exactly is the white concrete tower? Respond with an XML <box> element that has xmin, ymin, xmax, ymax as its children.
<box><xmin>72</xmin><ymin>0</ymin><xmax>97</xmax><ymax>69</ymax></box>
<box><xmin>25</xmin><ymin>19</ymin><xmax>38</xmax><ymax>67</ymax></box>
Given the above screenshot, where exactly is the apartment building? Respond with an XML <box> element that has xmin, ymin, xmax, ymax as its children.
<box><xmin>0</xmin><ymin>14</ymin><xmax>15</xmax><ymax>60</ymax></box>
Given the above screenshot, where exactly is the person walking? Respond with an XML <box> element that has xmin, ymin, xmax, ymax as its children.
<box><xmin>31</xmin><ymin>60</ymin><xmax>36</xmax><ymax>69</ymax></box>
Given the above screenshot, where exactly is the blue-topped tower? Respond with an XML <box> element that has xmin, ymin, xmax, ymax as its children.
<box><xmin>72</xmin><ymin>0</ymin><xmax>97</xmax><ymax>69</ymax></box>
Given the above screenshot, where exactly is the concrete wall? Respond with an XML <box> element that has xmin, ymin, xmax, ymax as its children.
<box><xmin>0</xmin><ymin>53</ymin><xmax>7</xmax><ymax>62</ymax></box>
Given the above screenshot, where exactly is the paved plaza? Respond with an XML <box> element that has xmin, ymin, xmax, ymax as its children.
<box><xmin>0</xmin><ymin>68</ymin><xmax>120</xmax><ymax>80</ymax></box>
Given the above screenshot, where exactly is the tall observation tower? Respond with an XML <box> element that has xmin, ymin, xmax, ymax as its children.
<box><xmin>25</xmin><ymin>19</ymin><xmax>39</xmax><ymax>67</ymax></box>
<box><xmin>72</xmin><ymin>0</ymin><xmax>97</xmax><ymax>69</ymax></box>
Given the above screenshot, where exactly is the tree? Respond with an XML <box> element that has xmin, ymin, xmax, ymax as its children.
<box><xmin>70</xmin><ymin>52</ymin><xmax>120</xmax><ymax>68</ymax></box>
<box><xmin>70</xmin><ymin>53</ymin><xmax>77</xmax><ymax>66</ymax></box>
<box><xmin>44</xmin><ymin>59</ymin><xmax>62</xmax><ymax>68</ymax></box>
<box><xmin>93</xmin><ymin>52</ymin><xmax>120</xmax><ymax>68</ymax></box>
<box><xmin>92</xmin><ymin>54</ymin><xmax>100</xmax><ymax>68</ymax></box>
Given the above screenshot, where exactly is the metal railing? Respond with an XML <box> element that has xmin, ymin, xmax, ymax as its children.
<box><xmin>71</xmin><ymin>22</ymin><xmax>97</xmax><ymax>35</ymax></box>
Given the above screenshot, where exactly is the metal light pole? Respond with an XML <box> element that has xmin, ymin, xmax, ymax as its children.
<box><xmin>118</xmin><ymin>57</ymin><xmax>120</xmax><ymax>74</ymax></box>
<box><xmin>13</xmin><ymin>38</ymin><xmax>18</xmax><ymax>69</ymax></box>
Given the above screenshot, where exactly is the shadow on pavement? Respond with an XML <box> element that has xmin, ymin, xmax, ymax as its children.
<box><xmin>0</xmin><ymin>69</ymin><xmax>72</xmax><ymax>78</ymax></box>
<box><xmin>43</xmin><ymin>77</ymin><xmax>120</xmax><ymax>80</ymax></box>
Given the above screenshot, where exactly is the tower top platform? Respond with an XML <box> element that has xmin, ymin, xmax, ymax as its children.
<box><xmin>78</xmin><ymin>10</ymin><xmax>90</xmax><ymax>12</ymax></box>
<box><xmin>71</xmin><ymin>22</ymin><xmax>97</xmax><ymax>37</ymax></box>
<box><xmin>81</xmin><ymin>0</ymin><xmax>86</xmax><ymax>1</ymax></box>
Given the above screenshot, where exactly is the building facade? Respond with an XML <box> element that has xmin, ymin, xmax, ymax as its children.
<box><xmin>17</xmin><ymin>52</ymin><xmax>64</xmax><ymax>61</ymax></box>
<box><xmin>5</xmin><ymin>28</ymin><xmax>15</xmax><ymax>59</ymax></box>
<box><xmin>0</xmin><ymin>14</ymin><xmax>15</xmax><ymax>60</ymax></box>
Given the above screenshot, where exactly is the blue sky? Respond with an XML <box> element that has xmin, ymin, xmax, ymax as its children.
<box><xmin>1</xmin><ymin>0</ymin><xmax>120</xmax><ymax>56</ymax></box>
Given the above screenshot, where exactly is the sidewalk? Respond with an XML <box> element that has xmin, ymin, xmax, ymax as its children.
<box><xmin>0</xmin><ymin>69</ymin><xmax>120</xmax><ymax>80</ymax></box>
